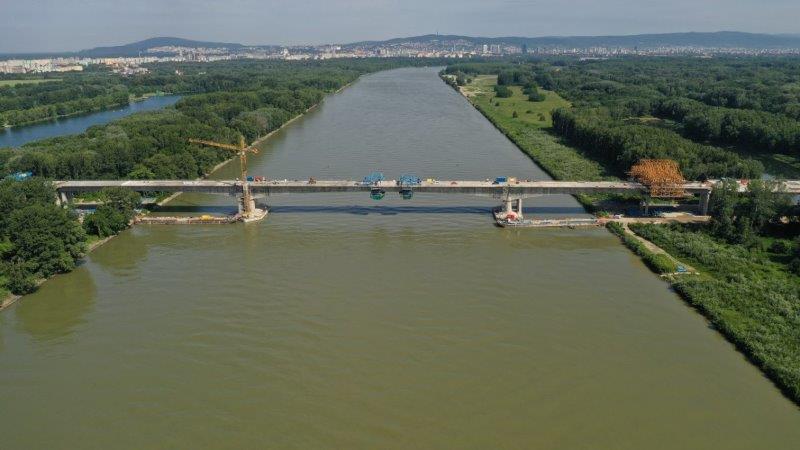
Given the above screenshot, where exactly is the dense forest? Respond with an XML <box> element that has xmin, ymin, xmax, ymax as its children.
<box><xmin>539</xmin><ymin>58</ymin><xmax>800</xmax><ymax>160</ymax></box>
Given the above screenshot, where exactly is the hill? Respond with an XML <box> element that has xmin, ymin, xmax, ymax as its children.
<box><xmin>77</xmin><ymin>37</ymin><xmax>245</xmax><ymax>57</ymax></box>
<box><xmin>347</xmin><ymin>32</ymin><xmax>800</xmax><ymax>49</ymax></box>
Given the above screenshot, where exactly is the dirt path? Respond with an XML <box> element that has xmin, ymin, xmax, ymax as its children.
<box><xmin>620</xmin><ymin>222</ymin><xmax>698</xmax><ymax>275</ymax></box>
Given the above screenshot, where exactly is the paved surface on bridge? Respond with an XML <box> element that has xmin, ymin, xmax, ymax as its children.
<box><xmin>54</xmin><ymin>179</ymin><xmax>729</xmax><ymax>196</ymax></box>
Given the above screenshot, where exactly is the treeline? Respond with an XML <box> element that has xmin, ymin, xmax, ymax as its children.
<box><xmin>0</xmin><ymin>58</ymin><xmax>436</xmax><ymax>129</ymax></box>
<box><xmin>542</xmin><ymin>57</ymin><xmax>800</xmax><ymax>119</ymax></box>
<box><xmin>0</xmin><ymin>178</ymin><xmax>86</xmax><ymax>295</ymax></box>
<box><xmin>537</xmin><ymin>57</ymin><xmax>800</xmax><ymax>156</ymax></box>
<box><xmin>0</xmin><ymin>180</ymin><xmax>140</xmax><ymax>296</ymax></box>
<box><xmin>654</xmin><ymin>98</ymin><xmax>800</xmax><ymax>154</ymax></box>
<box><xmin>1</xmin><ymin>59</ymin><xmax>424</xmax><ymax>180</ymax></box>
<box><xmin>0</xmin><ymin>88</ymin><xmax>130</xmax><ymax>127</ymax></box>
<box><xmin>706</xmin><ymin>179</ymin><xmax>793</xmax><ymax>245</ymax></box>
<box><xmin>551</xmin><ymin>107</ymin><xmax>762</xmax><ymax>179</ymax></box>
<box><xmin>0</xmin><ymin>69</ymin><xmax>141</xmax><ymax>127</ymax></box>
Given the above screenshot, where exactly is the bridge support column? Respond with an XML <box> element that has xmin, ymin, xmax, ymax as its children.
<box><xmin>56</xmin><ymin>191</ymin><xmax>72</xmax><ymax>207</ymax></box>
<box><xmin>699</xmin><ymin>191</ymin><xmax>711</xmax><ymax>216</ymax></box>
<box><xmin>514</xmin><ymin>198</ymin><xmax>524</xmax><ymax>218</ymax></box>
<box><xmin>502</xmin><ymin>199</ymin><xmax>513</xmax><ymax>214</ymax></box>
<box><xmin>237</xmin><ymin>196</ymin><xmax>256</xmax><ymax>216</ymax></box>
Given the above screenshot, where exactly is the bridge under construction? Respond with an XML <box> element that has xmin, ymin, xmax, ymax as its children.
<box><xmin>52</xmin><ymin>177</ymin><xmax>800</xmax><ymax>223</ymax></box>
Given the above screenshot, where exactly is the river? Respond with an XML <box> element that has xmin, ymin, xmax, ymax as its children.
<box><xmin>0</xmin><ymin>95</ymin><xmax>181</xmax><ymax>148</ymax></box>
<box><xmin>1</xmin><ymin>68</ymin><xmax>798</xmax><ymax>449</ymax></box>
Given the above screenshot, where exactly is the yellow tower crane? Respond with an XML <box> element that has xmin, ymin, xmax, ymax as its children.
<box><xmin>188</xmin><ymin>136</ymin><xmax>260</xmax><ymax>220</ymax></box>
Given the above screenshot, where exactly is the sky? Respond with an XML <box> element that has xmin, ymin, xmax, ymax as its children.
<box><xmin>1</xmin><ymin>0</ymin><xmax>799</xmax><ymax>53</ymax></box>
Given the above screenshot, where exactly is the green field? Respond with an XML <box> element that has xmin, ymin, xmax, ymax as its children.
<box><xmin>0</xmin><ymin>79</ymin><xmax>61</xmax><ymax>87</ymax></box>
<box><xmin>461</xmin><ymin>75</ymin><xmax>612</xmax><ymax>183</ymax></box>
<box><xmin>465</xmin><ymin>75</ymin><xmax>570</xmax><ymax>128</ymax></box>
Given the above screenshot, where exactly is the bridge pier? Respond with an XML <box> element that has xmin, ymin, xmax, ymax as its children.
<box><xmin>501</xmin><ymin>198</ymin><xmax>524</xmax><ymax>218</ymax></box>
<box><xmin>56</xmin><ymin>191</ymin><xmax>73</xmax><ymax>207</ymax></box>
<box><xmin>237</xmin><ymin>196</ymin><xmax>257</xmax><ymax>216</ymax></box>
<box><xmin>699</xmin><ymin>191</ymin><xmax>711</xmax><ymax>216</ymax></box>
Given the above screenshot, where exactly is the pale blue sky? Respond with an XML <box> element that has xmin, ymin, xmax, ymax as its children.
<box><xmin>1</xmin><ymin>0</ymin><xmax>799</xmax><ymax>53</ymax></box>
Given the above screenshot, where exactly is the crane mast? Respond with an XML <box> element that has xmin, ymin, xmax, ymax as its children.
<box><xmin>189</xmin><ymin>136</ymin><xmax>260</xmax><ymax>219</ymax></box>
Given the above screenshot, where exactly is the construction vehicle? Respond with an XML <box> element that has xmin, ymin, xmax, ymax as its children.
<box><xmin>363</xmin><ymin>172</ymin><xmax>385</xmax><ymax>185</ymax></box>
<box><xmin>5</xmin><ymin>171</ymin><xmax>32</xmax><ymax>181</ymax></box>
<box><xmin>188</xmin><ymin>136</ymin><xmax>262</xmax><ymax>221</ymax></box>
<box><xmin>398</xmin><ymin>174</ymin><xmax>421</xmax><ymax>200</ymax></box>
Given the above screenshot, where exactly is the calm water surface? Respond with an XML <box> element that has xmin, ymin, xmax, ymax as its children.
<box><xmin>0</xmin><ymin>95</ymin><xmax>181</xmax><ymax>148</ymax></box>
<box><xmin>1</xmin><ymin>68</ymin><xmax>799</xmax><ymax>449</ymax></box>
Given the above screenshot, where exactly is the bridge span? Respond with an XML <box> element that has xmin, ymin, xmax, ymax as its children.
<box><xmin>54</xmin><ymin>179</ymin><xmax>716</xmax><ymax>195</ymax></box>
<box><xmin>53</xmin><ymin>178</ymin><xmax>800</xmax><ymax>217</ymax></box>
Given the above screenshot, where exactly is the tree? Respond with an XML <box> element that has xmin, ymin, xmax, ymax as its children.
<box><xmin>83</xmin><ymin>206</ymin><xmax>128</xmax><ymax>238</ymax></box>
<box><xmin>493</xmin><ymin>85</ymin><xmax>512</xmax><ymax>98</ymax></box>
<box><xmin>524</xmin><ymin>84</ymin><xmax>545</xmax><ymax>102</ymax></box>
<box><xmin>709</xmin><ymin>179</ymin><xmax>739</xmax><ymax>240</ymax></box>
<box><xmin>5</xmin><ymin>261</ymin><xmax>37</xmax><ymax>294</ymax></box>
<box><xmin>102</xmin><ymin>187</ymin><xmax>140</xmax><ymax>219</ymax></box>
<box><xmin>6</xmin><ymin>204</ymin><xmax>86</xmax><ymax>277</ymax></box>
<box><xmin>83</xmin><ymin>188</ymin><xmax>140</xmax><ymax>237</ymax></box>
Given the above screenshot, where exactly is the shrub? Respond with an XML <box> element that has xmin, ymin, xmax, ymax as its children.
<box><xmin>643</xmin><ymin>253</ymin><xmax>678</xmax><ymax>274</ymax></box>
<box><xmin>5</xmin><ymin>262</ymin><xmax>37</xmax><ymax>294</ymax></box>
<box><xmin>493</xmin><ymin>85</ymin><xmax>512</xmax><ymax>98</ymax></box>
<box><xmin>770</xmin><ymin>240</ymin><xmax>793</xmax><ymax>254</ymax></box>
<box><xmin>606</xmin><ymin>221</ymin><xmax>624</xmax><ymax>236</ymax></box>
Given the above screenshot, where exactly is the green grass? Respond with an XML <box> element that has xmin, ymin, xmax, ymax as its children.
<box><xmin>457</xmin><ymin>75</ymin><xmax>624</xmax><ymax>212</ymax></box>
<box><xmin>0</xmin><ymin>79</ymin><xmax>61</xmax><ymax>87</ymax></box>
<box><xmin>464</xmin><ymin>77</ymin><xmax>611</xmax><ymax>182</ymax></box>
<box><xmin>85</xmin><ymin>234</ymin><xmax>105</xmax><ymax>247</ymax></box>
<box><xmin>467</xmin><ymin>75</ymin><xmax>570</xmax><ymax>128</ymax></box>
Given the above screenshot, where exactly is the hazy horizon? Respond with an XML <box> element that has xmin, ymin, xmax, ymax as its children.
<box><xmin>2</xmin><ymin>0</ymin><xmax>799</xmax><ymax>53</ymax></box>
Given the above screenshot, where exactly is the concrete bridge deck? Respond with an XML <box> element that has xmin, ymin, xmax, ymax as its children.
<box><xmin>54</xmin><ymin>179</ymin><xmax>724</xmax><ymax>196</ymax></box>
<box><xmin>53</xmin><ymin>178</ymin><xmax>800</xmax><ymax>218</ymax></box>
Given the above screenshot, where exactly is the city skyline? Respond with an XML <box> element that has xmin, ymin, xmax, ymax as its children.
<box><xmin>2</xmin><ymin>0</ymin><xmax>799</xmax><ymax>53</ymax></box>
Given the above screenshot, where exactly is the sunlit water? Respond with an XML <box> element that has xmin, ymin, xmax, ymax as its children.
<box><xmin>0</xmin><ymin>95</ymin><xmax>181</xmax><ymax>148</ymax></box>
<box><xmin>1</xmin><ymin>68</ymin><xmax>798</xmax><ymax>449</ymax></box>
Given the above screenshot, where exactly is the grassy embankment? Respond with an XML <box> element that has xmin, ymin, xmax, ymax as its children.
<box><xmin>459</xmin><ymin>76</ymin><xmax>622</xmax><ymax>210</ymax></box>
<box><xmin>605</xmin><ymin>222</ymin><xmax>678</xmax><ymax>274</ymax></box>
<box><xmin>626</xmin><ymin>222</ymin><xmax>800</xmax><ymax>404</ymax></box>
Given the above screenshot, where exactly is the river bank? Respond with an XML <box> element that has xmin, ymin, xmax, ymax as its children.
<box><xmin>0</xmin><ymin>80</ymin><xmax>358</xmax><ymax>311</ymax></box>
<box><xmin>0</xmin><ymin>233</ymin><xmax>115</xmax><ymax>311</ymax></box>
<box><xmin>0</xmin><ymin>95</ymin><xmax>183</xmax><ymax>148</ymax></box>
<box><xmin>1</xmin><ymin>92</ymin><xmax>176</xmax><ymax>131</ymax></box>
<box><xmin>449</xmin><ymin>72</ymin><xmax>800</xmax><ymax>407</ymax></box>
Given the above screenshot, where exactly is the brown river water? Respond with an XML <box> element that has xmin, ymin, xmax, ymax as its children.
<box><xmin>1</xmin><ymin>67</ymin><xmax>799</xmax><ymax>449</ymax></box>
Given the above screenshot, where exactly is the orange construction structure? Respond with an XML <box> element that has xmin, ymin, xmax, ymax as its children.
<box><xmin>629</xmin><ymin>159</ymin><xmax>686</xmax><ymax>198</ymax></box>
